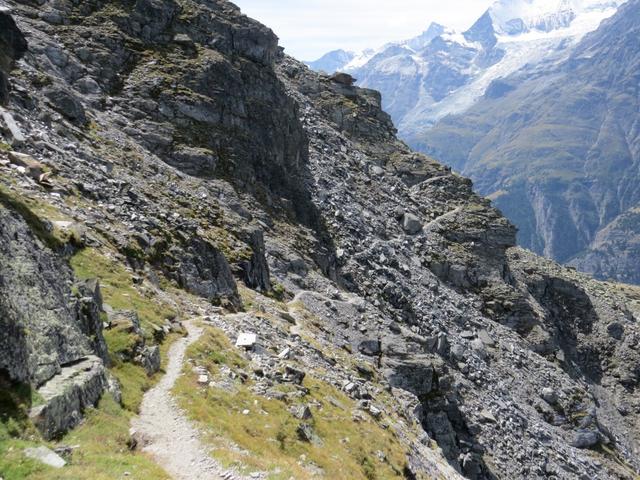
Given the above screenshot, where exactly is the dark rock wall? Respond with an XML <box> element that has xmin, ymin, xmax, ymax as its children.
<box><xmin>0</xmin><ymin>204</ymin><xmax>105</xmax><ymax>387</ymax></box>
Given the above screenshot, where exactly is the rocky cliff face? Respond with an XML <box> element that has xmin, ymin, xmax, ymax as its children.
<box><xmin>1</xmin><ymin>1</ymin><xmax>640</xmax><ymax>479</ymax></box>
<box><xmin>0</xmin><ymin>196</ymin><xmax>109</xmax><ymax>440</ymax></box>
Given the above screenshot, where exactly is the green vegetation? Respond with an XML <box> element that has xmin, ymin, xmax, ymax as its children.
<box><xmin>202</xmin><ymin>226</ymin><xmax>253</xmax><ymax>264</ymax></box>
<box><xmin>0</xmin><ymin>380</ymin><xmax>40</xmax><ymax>443</ymax></box>
<box><xmin>0</xmin><ymin>184</ymin><xmax>76</xmax><ymax>249</ymax></box>
<box><xmin>174</xmin><ymin>328</ymin><xmax>410</xmax><ymax>479</ymax></box>
<box><xmin>0</xmin><ymin>348</ymin><xmax>168</xmax><ymax>478</ymax></box>
<box><xmin>0</xmin><ymin>396</ymin><xmax>170</xmax><ymax>480</ymax></box>
<box><xmin>71</xmin><ymin>247</ymin><xmax>181</xmax><ymax>412</ymax></box>
<box><xmin>0</xmin><ymin>240</ymin><xmax>185</xmax><ymax>479</ymax></box>
<box><xmin>269</xmin><ymin>282</ymin><xmax>287</xmax><ymax>301</ymax></box>
<box><xmin>0</xmin><ymin>246</ymin><xmax>181</xmax><ymax>478</ymax></box>
<box><xmin>70</xmin><ymin>247</ymin><xmax>176</xmax><ymax>333</ymax></box>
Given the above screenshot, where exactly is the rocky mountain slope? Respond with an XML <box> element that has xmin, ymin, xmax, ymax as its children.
<box><xmin>418</xmin><ymin>0</ymin><xmax>640</xmax><ymax>284</ymax></box>
<box><xmin>0</xmin><ymin>1</ymin><xmax>640</xmax><ymax>479</ymax></box>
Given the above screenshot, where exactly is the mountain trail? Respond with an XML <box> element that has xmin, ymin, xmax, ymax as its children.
<box><xmin>131</xmin><ymin>320</ymin><xmax>237</xmax><ymax>480</ymax></box>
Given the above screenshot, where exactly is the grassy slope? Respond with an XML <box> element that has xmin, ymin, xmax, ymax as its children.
<box><xmin>174</xmin><ymin>327</ymin><xmax>411</xmax><ymax>480</ymax></box>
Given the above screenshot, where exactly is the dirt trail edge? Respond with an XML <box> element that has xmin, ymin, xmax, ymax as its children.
<box><xmin>131</xmin><ymin>320</ymin><xmax>231</xmax><ymax>480</ymax></box>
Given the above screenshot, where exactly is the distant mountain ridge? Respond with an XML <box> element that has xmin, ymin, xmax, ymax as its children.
<box><xmin>305</xmin><ymin>49</ymin><xmax>355</xmax><ymax>74</ymax></box>
<box><xmin>306</xmin><ymin>0</ymin><xmax>627</xmax><ymax>138</ymax></box>
<box><xmin>419</xmin><ymin>0</ymin><xmax>640</xmax><ymax>283</ymax></box>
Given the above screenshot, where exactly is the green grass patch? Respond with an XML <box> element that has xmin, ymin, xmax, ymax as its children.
<box><xmin>0</xmin><ymin>185</ymin><xmax>74</xmax><ymax>249</ymax></box>
<box><xmin>71</xmin><ymin>248</ymin><xmax>185</xmax><ymax>413</ymax></box>
<box><xmin>0</xmin><ymin>379</ymin><xmax>40</xmax><ymax>443</ymax></box>
<box><xmin>174</xmin><ymin>328</ymin><xmax>409</xmax><ymax>479</ymax></box>
<box><xmin>70</xmin><ymin>247</ymin><xmax>176</xmax><ymax>334</ymax></box>
<box><xmin>0</xmin><ymin>395</ymin><xmax>170</xmax><ymax>480</ymax></box>
<box><xmin>0</xmin><ymin>438</ymin><xmax>49</xmax><ymax>479</ymax></box>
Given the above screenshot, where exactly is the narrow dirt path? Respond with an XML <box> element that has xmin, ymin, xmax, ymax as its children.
<box><xmin>131</xmin><ymin>321</ymin><xmax>232</xmax><ymax>480</ymax></box>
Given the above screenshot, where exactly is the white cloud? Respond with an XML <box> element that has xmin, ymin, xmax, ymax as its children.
<box><xmin>232</xmin><ymin>0</ymin><xmax>494</xmax><ymax>60</ymax></box>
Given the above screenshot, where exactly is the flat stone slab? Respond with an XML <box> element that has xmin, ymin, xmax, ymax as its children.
<box><xmin>24</xmin><ymin>446</ymin><xmax>66</xmax><ymax>468</ymax></box>
<box><xmin>30</xmin><ymin>355</ymin><xmax>106</xmax><ymax>440</ymax></box>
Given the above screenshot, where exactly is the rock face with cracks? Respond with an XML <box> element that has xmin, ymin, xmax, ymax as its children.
<box><xmin>0</xmin><ymin>1</ymin><xmax>639</xmax><ymax>479</ymax></box>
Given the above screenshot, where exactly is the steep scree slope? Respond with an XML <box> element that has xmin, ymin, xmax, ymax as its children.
<box><xmin>0</xmin><ymin>1</ymin><xmax>639</xmax><ymax>479</ymax></box>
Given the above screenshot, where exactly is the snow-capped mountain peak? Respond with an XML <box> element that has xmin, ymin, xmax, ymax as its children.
<box><xmin>405</xmin><ymin>22</ymin><xmax>446</xmax><ymax>51</ymax></box>
<box><xmin>306</xmin><ymin>0</ymin><xmax>627</xmax><ymax>141</ymax></box>
<box><xmin>488</xmin><ymin>0</ymin><xmax>626</xmax><ymax>36</ymax></box>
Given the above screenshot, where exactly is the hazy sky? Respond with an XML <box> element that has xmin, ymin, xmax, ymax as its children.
<box><xmin>232</xmin><ymin>0</ymin><xmax>494</xmax><ymax>60</ymax></box>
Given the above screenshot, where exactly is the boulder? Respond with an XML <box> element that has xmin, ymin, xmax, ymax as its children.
<box><xmin>402</xmin><ymin>213</ymin><xmax>422</xmax><ymax>235</ymax></box>
<box><xmin>108</xmin><ymin>309</ymin><xmax>143</xmax><ymax>335</ymax></box>
<box><xmin>283</xmin><ymin>366</ymin><xmax>305</xmax><ymax>385</ymax></box>
<box><xmin>358</xmin><ymin>339</ymin><xmax>381</xmax><ymax>356</ymax></box>
<box><xmin>330</xmin><ymin>73</ymin><xmax>356</xmax><ymax>86</ymax></box>
<box><xmin>235</xmin><ymin>332</ymin><xmax>257</xmax><ymax>349</ymax></box>
<box><xmin>541</xmin><ymin>387</ymin><xmax>558</xmax><ymax>405</ymax></box>
<box><xmin>291</xmin><ymin>404</ymin><xmax>312</xmax><ymax>420</ymax></box>
<box><xmin>43</xmin><ymin>87</ymin><xmax>87</xmax><ymax>125</ymax></box>
<box><xmin>7</xmin><ymin>151</ymin><xmax>45</xmax><ymax>181</ymax></box>
<box><xmin>571</xmin><ymin>430</ymin><xmax>600</xmax><ymax>449</ymax></box>
<box><xmin>606</xmin><ymin>322</ymin><xmax>624</xmax><ymax>340</ymax></box>
<box><xmin>136</xmin><ymin>346</ymin><xmax>161</xmax><ymax>376</ymax></box>
<box><xmin>297</xmin><ymin>422</ymin><xmax>321</xmax><ymax>445</ymax></box>
<box><xmin>477</xmin><ymin>329</ymin><xmax>495</xmax><ymax>347</ymax></box>
<box><xmin>29</xmin><ymin>356</ymin><xmax>107</xmax><ymax>440</ymax></box>
<box><xmin>0</xmin><ymin>107</ymin><xmax>26</xmax><ymax>145</ymax></box>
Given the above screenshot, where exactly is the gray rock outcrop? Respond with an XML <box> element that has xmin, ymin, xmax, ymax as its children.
<box><xmin>0</xmin><ymin>203</ymin><xmax>105</xmax><ymax>386</ymax></box>
<box><xmin>0</xmin><ymin>8</ymin><xmax>27</xmax><ymax>104</ymax></box>
<box><xmin>29</xmin><ymin>356</ymin><xmax>106</xmax><ymax>440</ymax></box>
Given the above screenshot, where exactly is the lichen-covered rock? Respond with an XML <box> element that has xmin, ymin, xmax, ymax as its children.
<box><xmin>0</xmin><ymin>204</ymin><xmax>100</xmax><ymax>386</ymax></box>
<box><xmin>239</xmin><ymin>229</ymin><xmax>271</xmax><ymax>292</ymax></box>
<box><xmin>136</xmin><ymin>345</ymin><xmax>161</xmax><ymax>376</ymax></box>
<box><xmin>170</xmin><ymin>236</ymin><xmax>239</xmax><ymax>304</ymax></box>
<box><xmin>75</xmin><ymin>278</ymin><xmax>110</xmax><ymax>366</ymax></box>
<box><xmin>43</xmin><ymin>87</ymin><xmax>88</xmax><ymax>125</ymax></box>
